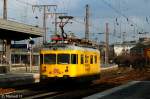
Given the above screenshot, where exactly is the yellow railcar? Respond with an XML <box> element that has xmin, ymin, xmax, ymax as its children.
<box><xmin>40</xmin><ymin>44</ymin><xmax>101</xmax><ymax>81</ymax></box>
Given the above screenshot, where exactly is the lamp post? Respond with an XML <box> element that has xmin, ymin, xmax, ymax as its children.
<box><xmin>105</xmin><ymin>23</ymin><xmax>109</xmax><ymax>67</ymax></box>
<box><xmin>29</xmin><ymin>46</ymin><xmax>32</xmax><ymax>72</ymax></box>
<box><xmin>28</xmin><ymin>37</ymin><xmax>34</xmax><ymax>72</ymax></box>
<box><xmin>93</xmin><ymin>33</ymin><xmax>104</xmax><ymax>64</ymax></box>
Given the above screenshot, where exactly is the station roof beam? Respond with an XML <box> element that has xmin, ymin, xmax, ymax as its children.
<box><xmin>0</xmin><ymin>18</ymin><xmax>44</xmax><ymax>40</ymax></box>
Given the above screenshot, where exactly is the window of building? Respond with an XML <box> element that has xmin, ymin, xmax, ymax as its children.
<box><xmin>71</xmin><ymin>54</ymin><xmax>78</xmax><ymax>64</ymax></box>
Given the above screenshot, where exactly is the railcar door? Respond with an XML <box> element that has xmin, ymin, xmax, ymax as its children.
<box><xmin>85</xmin><ymin>54</ymin><xmax>90</xmax><ymax>73</ymax></box>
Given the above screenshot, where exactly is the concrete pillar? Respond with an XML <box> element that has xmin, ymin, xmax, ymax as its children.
<box><xmin>38</xmin><ymin>54</ymin><xmax>40</xmax><ymax>73</ymax></box>
<box><xmin>6</xmin><ymin>39</ymin><xmax>11</xmax><ymax>72</ymax></box>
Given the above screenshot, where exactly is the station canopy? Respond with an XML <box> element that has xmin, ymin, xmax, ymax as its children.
<box><xmin>0</xmin><ymin>18</ymin><xmax>44</xmax><ymax>40</ymax></box>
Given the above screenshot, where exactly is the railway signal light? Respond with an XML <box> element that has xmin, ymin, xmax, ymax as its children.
<box><xmin>29</xmin><ymin>37</ymin><xmax>34</xmax><ymax>45</ymax></box>
<box><xmin>29</xmin><ymin>40</ymin><xmax>34</xmax><ymax>45</ymax></box>
<box><xmin>28</xmin><ymin>37</ymin><xmax>35</xmax><ymax>72</ymax></box>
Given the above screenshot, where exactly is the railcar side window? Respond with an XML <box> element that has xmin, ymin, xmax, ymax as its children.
<box><xmin>81</xmin><ymin>54</ymin><xmax>84</xmax><ymax>64</ymax></box>
<box><xmin>95</xmin><ymin>55</ymin><xmax>97</xmax><ymax>64</ymax></box>
<box><xmin>44</xmin><ymin>54</ymin><xmax>56</xmax><ymax>64</ymax></box>
<box><xmin>58</xmin><ymin>54</ymin><xmax>70</xmax><ymax>64</ymax></box>
<box><xmin>40</xmin><ymin>54</ymin><xmax>43</xmax><ymax>64</ymax></box>
<box><xmin>90</xmin><ymin>55</ymin><xmax>93</xmax><ymax>64</ymax></box>
<box><xmin>71</xmin><ymin>54</ymin><xmax>78</xmax><ymax>64</ymax></box>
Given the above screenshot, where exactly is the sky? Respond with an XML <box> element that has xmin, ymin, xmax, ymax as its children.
<box><xmin>0</xmin><ymin>0</ymin><xmax>150</xmax><ymax>44</ymax></box>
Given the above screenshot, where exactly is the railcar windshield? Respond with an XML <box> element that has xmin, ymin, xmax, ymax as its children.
<box><xmin>44</xmin><ymin>54</ymin><xmax>56</xmax><ymax>64</ymax></box>
<box><xmin>58</xmin><ymin>54</ymin><xmax>70</xmax><ymax>64</ymax></box>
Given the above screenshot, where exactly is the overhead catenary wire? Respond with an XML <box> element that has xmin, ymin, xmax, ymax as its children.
<box><xmin>9</xmin><ymin>0</ymin><xmax>38</xmax><ymax>24</ymax></box>
<box><xmin>15</xmin><ymin>0</ymin><xmax>33</xmax><ymax>6</ymax></box>
<box><xmin>101</xmin><ymin>0</ymin><xmax>144</xmax><ymax>32</ymax></box>
<box><xmin>72</xmin><ymin>18</ymin><xmax>100</xmax><ymax>32</ymax></box>
<box><xmin>72</xmin><ymin>18</ymin><xmax>119</xmax><ymax>39</ymax></box>
<box><xmin>101</xmin><ymin>0</ymin><xmax>149</xmax><ymax>42</ymax></box>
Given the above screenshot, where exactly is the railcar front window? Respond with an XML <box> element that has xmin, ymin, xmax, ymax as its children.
<box><xmin>58</xmin><ymin>54</ymin><xmax>70</xmax><ymax>64</ymax></box>
<box><xmin>44</xmin><ymin>54</ymin><xmax>56</xmax><ymax>64</ymax></box>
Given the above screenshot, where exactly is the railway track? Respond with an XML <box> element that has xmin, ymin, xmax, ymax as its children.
<box><xmin>2</xmin><ymin>67</ymin><xmax>150</xmax><ymax>99</ymax></box>
<box><xmin>11</xmin><ymin>82</ymin><xmax>116</xmax><ymax>99</ymax></box>
<box><xmin>23</xmin><ymin>91</ymin><xmax>63</xmax><ymax>99</ymax></box>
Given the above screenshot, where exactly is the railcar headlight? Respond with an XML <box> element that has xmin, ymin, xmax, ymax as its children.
<box><xmin>42</xmin><ymin>66</ymin><xmax>46</xmax><ymax>72</ymax></box>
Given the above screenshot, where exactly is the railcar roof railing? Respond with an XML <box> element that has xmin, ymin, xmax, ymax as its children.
<box><xmin>44</xmin><ymin>36</ymin><xmax>99</xmax><ymax>49</ymax></box>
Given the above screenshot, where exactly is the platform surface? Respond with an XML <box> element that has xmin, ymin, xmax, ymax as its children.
<box><xmin>84</xmin><ymin>81</ymin><xmax>150</xmax><ymax>99</ymax></box>
<box><xmin>0</xmin><ymin>73</ymin><xmax>39</xmax><ymax>87</ymax></box>
<box><xmin>0</xmin><ymin>65</ymin><xmax>117</xmax><ymax>87</ymax></box>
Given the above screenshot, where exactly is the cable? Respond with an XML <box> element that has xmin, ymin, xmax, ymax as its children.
<box><xmin>72</xmin><ymin>18</ymin><xmax>100</xmax><ymax>31</ymax></box>
<box><xmin>67</xmin><ymin>0</ymin><xmax>71</xmax><ymax>14</ymax></box>
<box><xmin>72</xmin><ymin>18</ymin><xmax>119</xmax><ymax>38</ymax></box>
<box><xmin>101</xmin><ymin>0</ymin><xmax>144</xmax><ymax>31</ymax></box>
<box><xmin>15</xmin><ymin>0</ymin><xmax>33</xmax><ymax>6</ymax></box>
